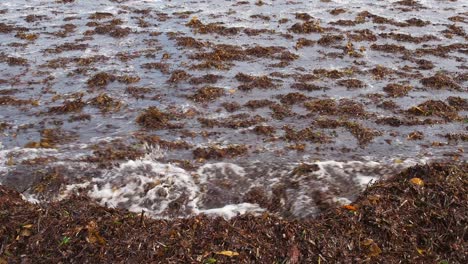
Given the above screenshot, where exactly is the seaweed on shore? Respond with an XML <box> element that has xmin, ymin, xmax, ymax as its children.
<box><xmin>49</xmin><ymin>98</ymin><xmax>85</xmax><ymax>113</ymax></box>
<box><xmin>186</xmin><ymin>16</ymin><xmax>240</xmax><ymax>36</ymax></box>
<box><xmin>420</xmin><ymin>73</ymin><xmax>462</xmax><ymax>90</ymax></box>
<box><xmin>87</xmin><ymin>72</ymin><xmax>116</xmax><ymax>88</ymax></box>
<box><xmin>407</xmin><ymin>100</ymin><xmax>460</xmax><ymax>121</ymax></box>
<box><xmin>0</xmin><ymin>163</ymin><xmax>465</xmax><ymax>263</ymax></box>
<box><xmin>136</xmin><ymin>107</ymin><xmax>181</xmax><ymax>130</ymax></box>
<box><xmin>383</xmin><ymin>83</ymin><xmax>412</xmax><ymax>97</ymax></box>
<box><xmin>193</xmin><ymin>144</ymin><xmax>248</xmax><ymax>160</ymax></box>
<box><xmin>188</xmin><ymin>86</ymin><xmax>225</xmax><ymax>103</ymax></box>
<box><xmin>83</xmin><ymin>140</ymin><xmax>145</xmax><ymax>167</ymax></box>
<box><xmin>25</xmin><ymin>128</ymin><xmax>77</xmax><ymax>148</ymax></box>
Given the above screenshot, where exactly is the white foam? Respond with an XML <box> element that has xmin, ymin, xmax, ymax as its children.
<box><xmin>21</xmin><ymin>193</ymin><xmax>40</xmax><ymax>204</ymax></box>
<box><xmin>83</xmin><ymin>158</ymin><xmax>268</xmax><ymax>219</ymax></box>
<box><xmin>88</xmin><ymin>159</ymin><xmax>199</xmax><ymax>217</ymax></box>
<box><xmin>197</xmin><ymin>203</ymin><xmax>264</xmax><ymax>219</ymax></box>
<box><xmin>333</xmin><ymin>197</ymin><xmax>352</xmax><ymax>205</ymax></box>
<box><xmin>355</xmin><ymin>175</ymin><xmax>377</xmax><ymax>187</ymax></box>
<box><xmin>31</xmin><ymin>150</ymin><xmax>430</xmax><ymax>219</ymax></box>
<box><xmin>58</xmin><ymin>182</ymin><xmax>91</xmax><ymax>200</ymax></box>
<box><xmin>197</xmin><ymin>162</ymin><xmax>246</xmax><ymax>183</ymax></box>
<box><xmin>0</xmin><ymin>147</ymin><xmax>60</xmax><ymax>178</ymax></box>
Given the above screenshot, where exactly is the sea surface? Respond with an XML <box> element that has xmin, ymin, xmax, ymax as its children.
<box><xmin>0</xmin><ymin>0</ymin><xmax>466</xmax><ymax>218</ymax></box>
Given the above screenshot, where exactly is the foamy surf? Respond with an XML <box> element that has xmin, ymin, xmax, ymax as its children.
<box><xmin>1</xmin><ymin>0</ymin><xmax>463</xmax><ymax>221</ymax></box>
<box><xmin>52</xmin><ymin>154</ymin><xmax>429</xmax><ymax>219</ymax></box>
<box><xmin>0</xmin><ymin>145</ymin><xmax>430</xmax><ymax>219</ymax></box>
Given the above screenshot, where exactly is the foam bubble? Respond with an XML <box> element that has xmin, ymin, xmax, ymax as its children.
<box><xmin>43</xmin><ymin>155</ymin><xmax>430</xmax><ymax>219</ymax></box>
<box><xmin>88</xmin><ymin>159</ymin><xmax>199</xmax><ymax>217</ymax></box>
<box><xmin>196</xmin><ymin>203</ymin><xmax>264</xmax><ymax>219</ymax></box>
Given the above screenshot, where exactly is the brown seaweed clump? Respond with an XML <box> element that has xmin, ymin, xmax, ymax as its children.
<box><xmin>68</xmin><ymin>114</ymin><xmax>92</xmax><ymax>122</ymax></box>
<box><xmin>370</xmin><ymin>44</ymin><xmax>407</xmax><ymax>54</ymax></box>
<box><xmin>236</xmin><ymin>73</ymin><xmax>278</xmax><ymax>91</ymax></box>
<box><xmin>330</xmin><ymin>8</ymin><xmax>347</xmax><ymax>15</ymax></box>
<box><xmin>295</xmin><ymin>38</ymin><xmax>315</xmax><ymax>49</ymax></box>
<box><xmin>313</xmin><ymin>68</ymin><xmax>354</xmax><ymax>79</ymax></box>
<box><xmin>189</xmin><ymin>74</ymin><xmax>223</xmax><ymax>85</ymax></box>
<box><xmin>330</xmin><ymin>19</ymin><xmax>356</xmax><ymax>26</ymax></box>
<box><xmin>304</xmin><ymin>99</ymin><xmax>367</xmax><ymax>118</ymax></box>
<box><xmin>117</xmin><ymin>75</ymin><xmax>140</xmax><ymax>84</ymax></box>
<box><xmin>291</xmin><ymin>163</ymin><xmax>320</xmax><ymax>176</ymax></box>
<box><xmin>447</xmin><ymin>96</ymin><xmax>467</xmax><ymax>111</ymax></box>
<box><xmin>221</xmin><ymin>102</ymin><xmax>241</xmax><ymax>112</ymax></box>
<box><xmin>289</xmin><ymin>20</ymin><xmax>324</xmax><ymax>34</ymax></box>
<box><xmin>304</xmin><ymin>99</ymin><xmax>337</xmax><ymax>115</ymax></box>
<box><xmin>136</xmin><ymin>107</ymin><xmax>179</xmax><ymax>130</ymax></box>
<box><xmin>295</xmin><ymin>13</ymin><xmax>312</xmax><ymax>21</ymax></box>
<box><xmin>278</xmin><ymin>92</ymin><xmax>309</xmax><ymax>105</ymax></box>
<box><xmin>212</xmin><ymin>114</ymin><xmax>266</xmax><ymax>129</ymax></box>
<box><xmin>377</xmin><ymin>100</ymin><xmax>399</xmax><ymax>110</ymax></box>
<box><xmin>167</xmin><ymin>70</ymin><xmax>191</xmax><ymax>83</ymax></box>
<box><xmin>188</xmin><ymin>45</ymin><xmax>292</xmax><ymax>70</ymax></box>
<box><xmin>407</xmin><ymin>100</ymin><xmax>460</xmax><ymax>121</ymax></box>
<box><xmin>337</xmin><ymin>79</ymin><xmax>366</xmax><ymax>89</ymax></box>
<box><xmin>4</xmin><ymin>56</ymin><xmax>28</xmax><ymax>66</ymax></box>
<box><xmin>407</xmin><ymin>131</ymin><xmax>424</xmax><ymax>140</ymax></box>
<box><xmin>0</xmin><ymin>122</ymin><xmax>11</xmax><ymax>132</ymax></box>
<box><xmin>291</xmin><ymin>82</ymin><xmax>324</xmax><ymax>91</ymax></box>
<box><xmin>193</xmin><ymin>145</ymin><xmax>248</xmax><ymax>160</ymax></box>
<box><xmin>190</xmin><ymin>45</ymin><xmax>245</xmax><ymax>62</ymax></box>
<box><xmin>189</xmin><ymin>87</ymin><xmax>225</xmax><ymax>103</ymax></box>
<box><xmin>44</xmin><ymin>43</ymin><xmax>88</xmax><ymax>54</ymax></box>
<box><xmin>443</xmin><ymin>133</ymin><xmax>468</xmax><ymax>143</ymax></box>
<box><xmin>91</xmin><ymin>22</ymin><xmax>131</xmax><ymax>38</ymax></box>
<box><xmin>29</xmin><ymin>169</ymin><xmax>66</xmax><ymax>199</ymax></box>
<box><xmin>88</xmin><ymin>12</ymin><xmax>114</xmax><ymax>20</ymax></box>
<box><xmin>87</xmin><ymin>72</ymin><xmax>116</xmax><ymax>88</ymax></box>
<box><xmin>14</xmin><ymin>32</ymin><xmax>39</xmax><ymax>41</ymax></box>
<box><xmin>25</xmin><ymin>128</ymin><xmax>77</xmax><ymax>148</ymax></box>
<box><xmin>175</xmin><ymin>36</ymin><xmax>207</xmax><ymax>49</ymax></box>
<box><xmin>420</xmin><ymin>73</ymin><xmax>462</xmax><ymax>90</ymax></box>
<box><xmin>253</xmin><ymin>125</ymin><xmax>275</xmax><ymax>136</ymax></box>
<box><xmin>0</xmin><ymin>22</ymin><xmax>15</xmax><ymax>33</ymax></box>
<box><xmin>282</xmin><ymin>126</ymin><xmax>331</xmax><ymax>143</ymax></box>
<box><xmin>49</xmin><ymin>98</ymin><xmax>85</xmax><ymax>113</ymax></box>
<box><xmin>383</xmin><ymin>83</ymin><xmax>412</xmax><ymax>97</ymax></box>
<box><xmin>270</xmin><ymin>104</ymin><xmax>293</xmax><ymax>120</ymax></box>
<box><xmin>125</xmin><ymin>86</ymin><xmax>152</xmax><ymax>99</ymax></box>
<box><xmin>244</xmin><ymin>99</ymin><xmax>275</xmax><ymax>109</ymax></box>
<box><xmin>415</xmin><ymin>59</ymin><xmax>434</xmax><ymax>70</ymax></box>
<box><xmin>0</xmin><ymin>96</ymin><xmax>38</xmax><ymax>106</ymax></box>
<box><xmin>317</xmin><ymin>34</ymin><xmax>344</xmax><ymax>46</ymax></box>
<box><xmin>84</xmin><ymin>141</ymin><xmax>145</xmax><ymax>167</ymax></box>
<box><xmin>349</xmin><ymin>29</ymin><xmax>377</xmax><ymax>42</ymax></box>
<box><xmin>343</xmin><ymin>122</ymin><xmax>382</xmax><ymax>147</ymax></box>
<box><xmin>141</xmin><ymin>62</ymin><xmax>170</xmax><ymax>74</ymax></box>
<box><xmin>186</xmin><ymin>16</ymin><xmax>240</xmax><ymax>35</ymax></box>
<box><xmin>315</xmin><ymin>119</ymin><xmax>381</xmax><ymax>147</ymax></box>
<box><xmin>378</xmin><ymin>32</ymin><xmax>437</xmax><ymax>43</ymax></box>
<box><xmin>89</xmin><ymin>94</ymin><xmax>122</xmax><ymax>112</ymax></box>
<box><xmin>370</xmin><ymin>65</ymin><xmax>393</xmax><ymax>79</ymax></box>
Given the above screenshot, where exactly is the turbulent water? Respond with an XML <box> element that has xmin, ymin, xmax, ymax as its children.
<box><xmin>0</xmin><ymin>0</ymin><xmax>466</xmax><ymax>218</ymax></box>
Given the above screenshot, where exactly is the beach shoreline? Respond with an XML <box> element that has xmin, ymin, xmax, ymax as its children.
<box><xmin>1</xmin><ymin>162</ymin><xmax>466</xmax><ymax>263</ymax></box>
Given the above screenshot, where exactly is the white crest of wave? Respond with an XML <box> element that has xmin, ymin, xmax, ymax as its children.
<box><xmin>88</xmin><ymin>158</ymin><xmax>199</xmax><ymax>217</ymax></box>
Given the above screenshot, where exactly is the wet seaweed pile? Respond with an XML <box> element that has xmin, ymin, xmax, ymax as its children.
<box><xmin>1</xmin><ymin>162</ymin><xmax>466</xmax><ymax>263</ymax></box>
<box><xmin>0</xmin><ymin>0</ymin><xmax>467</xmax><ymax>217</ymax></box>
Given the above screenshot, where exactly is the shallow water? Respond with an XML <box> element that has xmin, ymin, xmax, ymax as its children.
<box><xmin>0</xmin><ymin>0</ymin><xmax>466</xmax><ymax>218</ymax></box>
